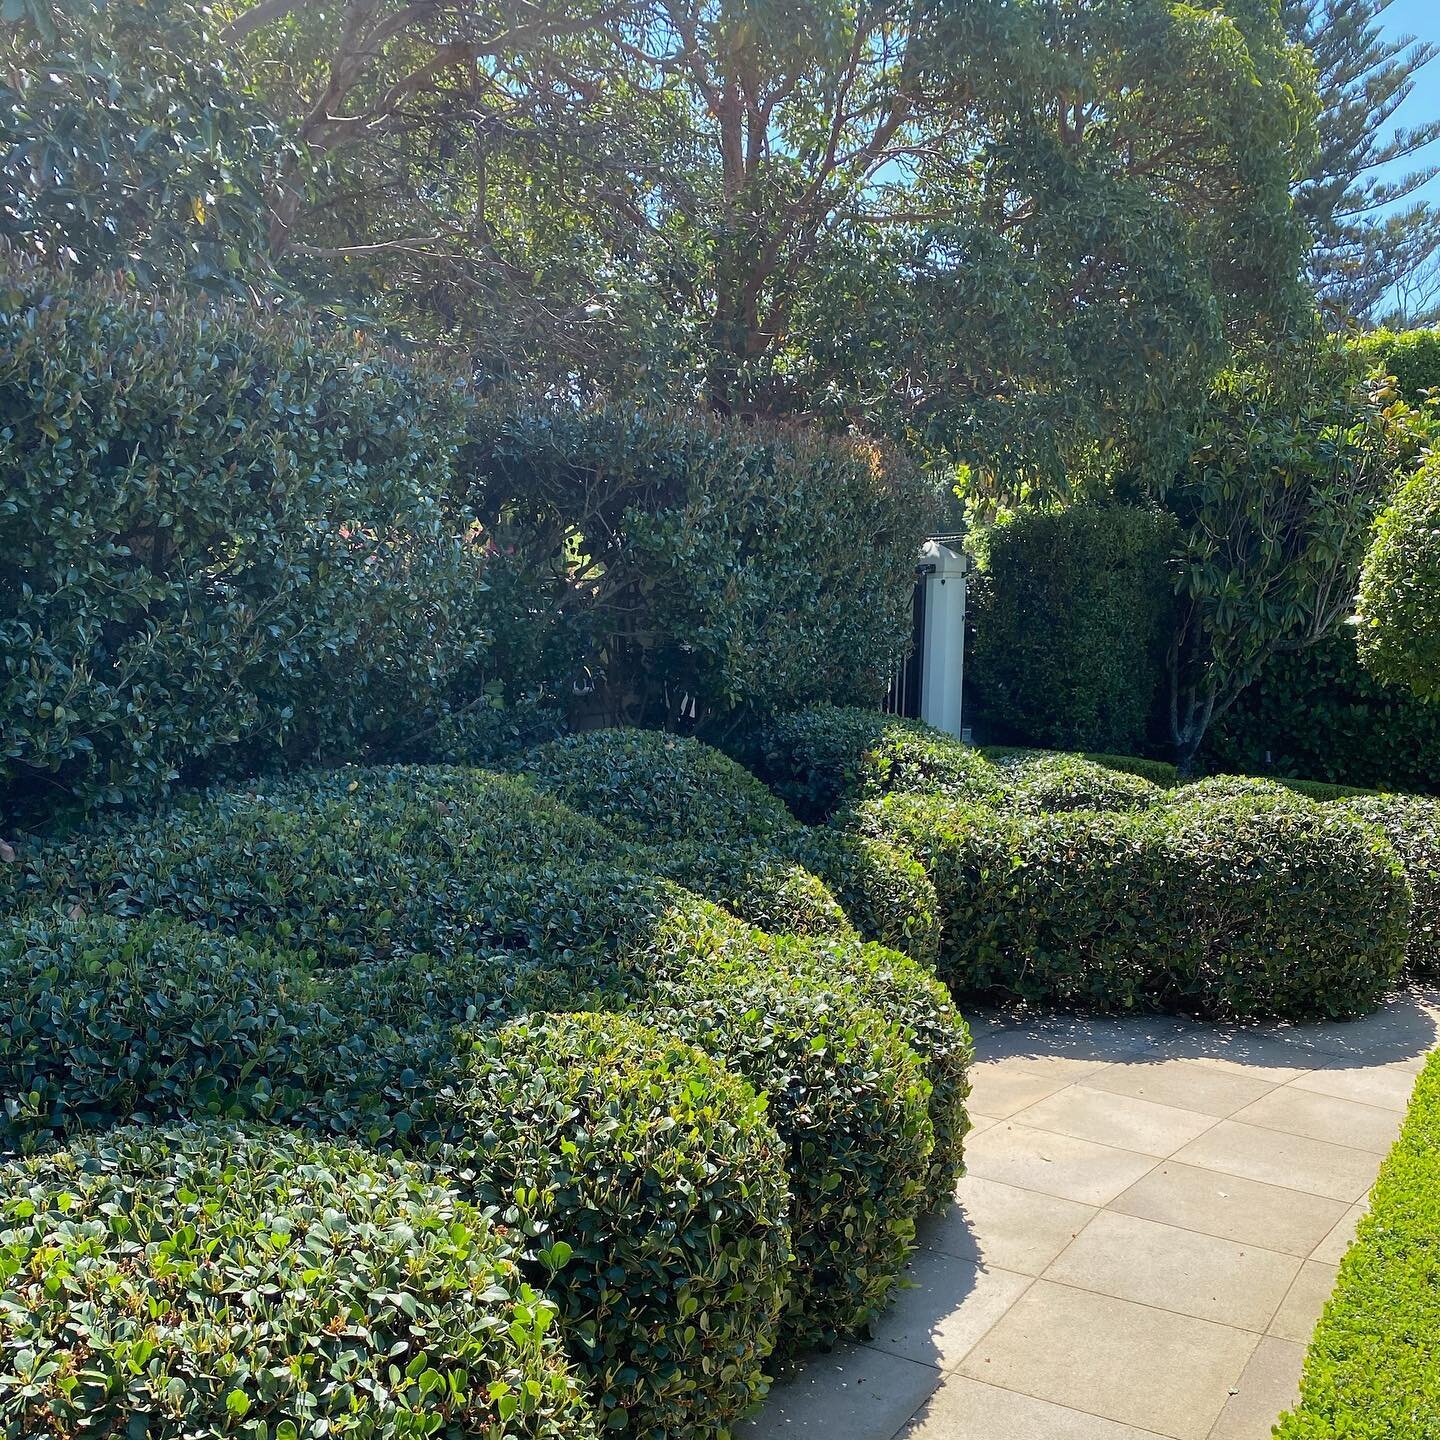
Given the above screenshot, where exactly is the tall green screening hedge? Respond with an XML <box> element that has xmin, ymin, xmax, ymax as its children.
<box><xmin>967</xmin><ymin>504</ymin><xmax>1177</xmax><ymax>754</ymax></box>
<box><xmin>0</xmin><ymin>259</ymin><xmax>492</xmax><ymax>823</ymax></box>
<box><xmin>1276</xmin><ymin>1050</ymin><xmax>1440</xmax><ymax>1440</ymax></box>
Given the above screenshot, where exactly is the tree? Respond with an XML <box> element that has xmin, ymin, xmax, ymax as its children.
<box><xmin>1287</xmin><ymin>0</ymin><xmax>1440</xmax><ymax>327</ymax></box>
<box><xmin>1160</xmin><ymin>343</ymin><xmax>1418</xmax><ymax>770</ymax></box>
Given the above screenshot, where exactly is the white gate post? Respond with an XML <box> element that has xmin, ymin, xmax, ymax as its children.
<box><xmin>919</xmin><ymin>540</ymin><xmax>966</xmax><ymax>738</ymax></box>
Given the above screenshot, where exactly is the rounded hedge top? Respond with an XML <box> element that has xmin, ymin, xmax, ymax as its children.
<box><xmin>1173</xmin><ymin>774</ymin><xmax>1315</xmax><ymax>808</ymax></box>
<box><xmin>755</xmin><ymin>706</ymin><xmax>1000</xmax><ymax>820</ymax></box>
<box><xmin>992</xmin><ymin>752</ymin><xmax>1162</xmax><ymax>814</ymax></box>
<box><xmin>0</xmin><ymin>1123</ymin><xmax>599</xmax><ymax>1439</ymax></box>
<box><xmin>516</xmin><ymin>727</ymin><xmax>796</xmax><ymax>846</ymax></box>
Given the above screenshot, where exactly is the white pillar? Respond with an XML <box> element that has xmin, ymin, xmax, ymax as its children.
<box><xmin>919</xmin><ymin>540</ymin><xmax>966</xmax><ymax>738</ymax></box>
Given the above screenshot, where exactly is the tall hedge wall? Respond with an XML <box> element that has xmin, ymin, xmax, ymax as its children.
<box><xmin>967</xmin><ymin>504</ymin><xmax>1177</xmax><ymax>754</ymax></box>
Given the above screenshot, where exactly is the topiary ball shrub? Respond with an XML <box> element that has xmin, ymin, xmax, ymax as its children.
<box><xmin>754</xmin><ymin>706</ymin><xmax>1001</xmax><ymax>821</ymax></box>
<box><xmin>793</xmin><ymin>827</ymin><xmax>943</xmax><ymax>964</ymax></box>
<box><xmin>991</xmin><ymin>752</ymin><xmax>1163</xmax><ymax>814</ymax></box>
<box><xmin>0</xmin><ymin>766</ymin><xmax>625</xmax><ymax>964</ymax></box>
<box><xmin>0</xmin><ymin>1123</ymin><xmax>600</xmax><ymax>1439</ymax></box>
<box><xmin>1175</xmin><ymin>774</ymin><xmax>1316</xmax><ymax>808</ymax></box>
<box><xmin>1335</xmin><ymin>795</ymin><xmax>1440</xmax><ymax>979</ymax></box>
<box><xmin>516</xmin><ymin>727</ymin><xmax>796</xmax><ymax>846</ymax></box>
<box><xmin>859</xmin><ymin>793</ymin><xmax>1410</xmax><ymax>1019</ymax></box>
<box><xmin>430</xmin><ymin>1011</ymin><xmax>791</xmax><ymax>1440</ymax></box>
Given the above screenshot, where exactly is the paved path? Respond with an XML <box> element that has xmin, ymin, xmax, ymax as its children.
<box><xmin>744</xmin><ymin>986</ymin><xmax>1440</xmax><ymax>1440</ymax></box>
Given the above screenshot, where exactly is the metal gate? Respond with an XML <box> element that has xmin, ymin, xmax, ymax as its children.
<box><xmin>883</xmin><ymin>559</ymin><xmax>935</xmax><ymax>718</ymax></box>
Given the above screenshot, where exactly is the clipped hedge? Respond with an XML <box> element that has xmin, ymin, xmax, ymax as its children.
<box><xmin>989</xmin><ymin>752</ymin><xmax>1163</xmax><ymax>814</ymax></box>
<box><xmin>430</xmin><ymin>1012</ymin><xmax>791</xmax><ymax>1437</ymax></box>
<box><xmin>754</xmin><ymin>706</ymin><xmax>1000</xmax><ymax>822</ymax></box>
<box><xmin>1336</xmin><ymin>795</ymin><xmax>1440</xmax><ymax>979</ymax></box>
<box><xmin>1276</xmin><ymin>1050</ymin><xmax>1440</xmax><ymax>1440</ymax></box>
<box><xmin>860</xmin><ymin>793</ymin><xmax>1410</xmax><ymax>1019</ymax></box>
<box><xmin>0</xmin><ymin>1123</ymin><xmax>600</xmax><ymax>1439</ymax></box>
<box><xmin>1175</xmin><ymin>774</ymin><xmax>1314</xmax><ymax>808</ymax></box>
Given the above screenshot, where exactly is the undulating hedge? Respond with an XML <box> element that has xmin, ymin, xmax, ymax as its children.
<box><xmin>988</xmin><ymin>751</ymin><xmax>1164</xmax><ymax>814</ymax></box>
<box><xmin>859</xmin><ymin>792</ymin><xmax>1410</xmax><ymax>1018</ymax></box>
<box><xmin>518</xmin><ymin>728</ymin><xmax>940</xmax><ymax>961</ymax></box>
<box><xmin>754</xmin><ymin>706</ymin><xmax>1001</xmax><ymax>822</ymax></box>
<box><xmin>1335</xmin><ymin>795</ymin><xmax>1440</xmax><ymax>979</ymax></box>
<box><xmin>1176</xmin><ymin>773</ymin><xmax>1314</xmax><ymax>807</ymax></box>
<box><xmin>1275</xmin><ymin>1049</ymin><xmax>1440</xmax><ymax>1439</ymax></box>
<box><xmin>0</xmin><ymin>1123</ymin><xmax>601</xmax><ymax>1438</ymax></box>
<box><xmin>967</xmin><ymin>503</ymin><xmax>1177</xmax><ymax>754</ymax></box>
<box><xmin>431</xmin><ymin>1012</ymin><xmax>792</xmax><ymax>1436</ymax></box>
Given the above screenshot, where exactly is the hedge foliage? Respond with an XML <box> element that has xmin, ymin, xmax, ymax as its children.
<box><xmin>1353</xmin><ymin>326</ymin><xmax>1440</xmax><ymax>404</ymax></box>
<box><xmin>754</xmin><ymin>706</ymin><xmax>1001</xmax><ymax>822</ymax></box>
<box><xmin>1356</xmin><ymin>455</ymin><xmax>1440</xmax><ymax>704</ymax></box>
<box><xmin>0</xmin><ymin>1123</ymin><xmax>601</xmax><ymax>1439</ymax></box>
<box><xmin>988</xmin><ymin>752</ymin><xmax>1164</xmax><ymax>814</ymax></box>
<box><xmin>1276</xmin><ymin>1050</ymin><xmax>1440</xmax><ymax>1440</ymax></box>
<box><xmin>858</xmin><ymin>792</ymin><xmax>1410</xmax><ymax>1018</ymax></box>
<box><xmin>967</xmin><ymin>504</ymin><xmax>1177</xmax><ymax>754</ymax></box>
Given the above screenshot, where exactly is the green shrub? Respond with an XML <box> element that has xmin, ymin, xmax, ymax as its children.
<box><xmin>795</xmin><ymin>827</ymin><xmax>943</xmax><ymax>965</ymax></box>
<box><xmin>430</xmin><ymin>1011</ymin><xmax>792</xmax><ymax>1439</ymax></box>
<box><xmin>860</xmin><ymin>793</ymin><xmax>1409</xmax><ymax>1019</ymax></box>
<box><xmin>1352</xmin><ymin>326</ymin><xmax>1440</xmax><ymax>403</ymax></box>
<box><xmin>1082</xmin><ymin>752</ymin><xmax>1179</xmax><ymax>787</ymax></box>
<box><xmin>0</xmin><ymin>259</ymin><xmax>500</xmax><ymax>824</ymax></box>
<box><xmin>1335</xmin><ymin>795</ymin><xmax>1440</xmax><ymax>978</ymax></box>
<box><xmin>0</xmin><ymin>766</ymin><xmax>625</xmax><ymax>964</ymax></box>
<box><xmin>1278</xmin><ymin>777</ymin><xmax>1378</xmax><ymax>801</ymax></box>
<box><xmin>1357</xmin><ymin>454</ymin><xmax>1440</xmax><ymax>703</ymax></box>
<box><xmin>461</xmin><ymin>402</ymin><xmax>931</xmax><ymax>728</ymax></box>
<box><xmin>1276</xmin><ymin>1050</ymin><xmax>1440</xmax><ymax>1440</ymax></box>
<box><xmin>755</xmin><ymin>706</ymin><xmax>1000</xmax><ymax>822</ymax></box>
<box><xmin>967</xmin><ymin>504</ymin><xmax>1177</xmax><ymax>753</ymax></box>
<box><xmin>1175</xmin><ymin>774</ymin><xmax>1315</xmax><ymax>807</ymax></box>
<box><xmin>0</xmin><ymin>1122</ymin><xmax>600</xmax><ymax>1439</ymax></box>
<box><xmin>1204</xmin><ymin>630</ymin><xmax>1440</xmax><ymax>796</ymax></box>
<box><xmin>991</xmin><ymin>752</ymin><xmax>1163</xmax><ymax>814</ymax></box>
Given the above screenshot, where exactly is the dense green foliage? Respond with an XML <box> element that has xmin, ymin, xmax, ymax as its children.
<box><xmin>1205</xmin><ymin>630</ymin><xmax>1440</xmax><ymax>795</ymax></box>
<box><xmin>1354</xmin><ymin>327</ymin><xmax>1440</xmax><ymax>400</ymax></box>
<box><xmin>1336</xmin><ymin>795</ymin><xmax>1440</xmax><ymax>978</ymax></box>
<box><xmin>754</xmin><ymin>707</ymin><xmax>1001</xmax><ymax>822</ymax></box>
<box><xmin>0</xmin><ymin>1123</ymin><xmax>601</xmax><ymax>1439</ymax></box>
<box><xmin>432</xmin><ymin>1012</ymin><xmax>792</xmax><ymax>1436</ymax></box>
<box><xmin>1357</xmin><ymin>454</ymin><xmax>1440</xmax><ymax>702</ymax></box>
<box><xmin>1276</xmin><ymin>1051</ymin><xmax>1440</xmax><ymax>1439</ymax></box>
<box><xmin>968</xmin><ymin>506</ymin><xmax>1177</xmax><ymax>753</ymax></box>
<box><xmin>0</xmin><ymin>260</ymin><xmax>489</xmax><ymax>822</ymax></box>
<box><xmin>858</xmin><ymin>792</ymin><xmax>1410</xmax><ymax>1019</ymax></box>
<box><xmin>989</xmin><ymin>753</ymin><xmax>1164</xmax><ymax>814</ymax></box>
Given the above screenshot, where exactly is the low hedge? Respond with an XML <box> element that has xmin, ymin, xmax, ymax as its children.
<box><xmin>430</xmin><ymin>1012</ymin><xmax>792</xmax><ymax>1437</ymax></box>
<box><xmin>1275</xmin><ymin>1050</ymin><xmax>1440</xmax><ymax>1439</ymax></box>
<box><xmin>860</xmin><ymin>793</ymin><xmax>1410</xmax><ymax>1019</ymax></box>
<box><xmin>989</xmin><ymin>752</ymin><xmax>1163</xmax><ymax>814</ymax></box>
<box><xmin>753</xmin><ymin>706</ymin><xmax>1001</xmax><ymax>822</ymax></box>
<box><xmin>0</xmin><ymin>1122</ymin><xmax>601</xmax><ymax>1439</ymax></box>
<box><xmin>1175</xmin><ymin>774</ymin><xmax>1314</xmax><ymax>807</ymax></box>
<box><xmin>517</xmin><ymin>729</ymin><xmax>940</xmax><ymax>960</ymax></box>
<box><xmin>1335</xmin><ymin>795</ymin><xmax>1440</xmax><ymax>979</ymax></box>
<box><xmin>1082</xmin><ymin>752</ymin><xmax>1179</xmax><ymax>787</ymax></box>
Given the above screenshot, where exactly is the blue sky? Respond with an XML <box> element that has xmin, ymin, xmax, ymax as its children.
<box><xmin>1373</xmin><ymin>0</ymin><xmax>1440</xmax><ymax>208</ymax></box>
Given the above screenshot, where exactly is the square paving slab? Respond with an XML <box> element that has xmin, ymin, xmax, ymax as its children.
<box><xmin>742</xmin><ymin>998</ymin><xmax>1434</xmax><ymax>1440</ymax></box>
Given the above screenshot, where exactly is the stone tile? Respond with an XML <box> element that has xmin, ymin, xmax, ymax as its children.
<box><xmin>1231</xmin><ymin>1087</ymin><xmax>1402</xmax><ymax>1155</ymax></box>
<box><xmin>968</xmin><ymin>1059</ymin><xmax>1071</xmax><ymax>1119</ymax></box>
<box><xmin>1290</xmin><ymin>1061</ymin><xmax>1420</xmax><ymax>1112</ymax></box>
<box><xmin>927</xmin><ymin>1177</ymin><xmax>1097</xmax><ymax>1275</ymax></box>
<box><xmin>964</xmin><ymin>1123</ymin><xmax>1158</xmax><ymax>1206</ymax></box>
<box><xmin>1152</xmin><ymin>1030</ymin><xmax>1327</xmax><ymax>1084</ymax></box>
<box><xmin>1042</xmin><ymin>1211</ymin><xmax>1299</xmax><ymax>1332</ymax></box>
<box><xmin>1011</xmin><ymin>1085</ymin><xmax>1216</xmax><ymax>1159</ymax></box>
<box><xmin>1275</xmin><ymin>998</ymin><xmax>1440</xmax><ymax>1067</ymax></box>
<box><xmin>1170</xmin><ymin>1121</ymin><xmax>1380</xmax><ymax>1202</ymax></box>
<box><xmin>739</xmin><ymin>1343</ymin><xmax>937</xmax><ymax>1439</ymax></box>
<box><xmin>1207</xmin><ymin>1337</ymin><xmax>1305</xmax><ymax>1440</ymax></box>
<box><xmin>1109</xmin><ymin>1162</ymin><xmax>1347</xmax><ymax>1258</ymax></box>
<box><xmin>902</xmin><ymin>1376</ymin><xmax>1169</xmax><ymax>1439</ymax></box>
<box><xmin>957</xmin><ymin>1281</ymin><xmax>1258</xmax><ymax>1440</ymax></box>
<box><xmin>866</xmin><ymin>1251</ymin><xmax>1032</xmax><ymax>1370</ymax></box>
<box><xmin>1267</xmin><ymin>1261</ymin><xmax>1339</xmax><ymax>1344</ymax></box>
<box><xmin>1083</xmin><ymin>1057</ymin><xmax>1276</xmax><ymax>1118</ymax></box>
<box><xmin>965</xmin><ymin>1113</ymin><xmax>998</xmax><ymax>1138</ymax></box>
<box><xmin>1310</xmin><ymin>1203</ymin><xmax>1367</xmax><ymax>1266</ymax></box>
